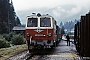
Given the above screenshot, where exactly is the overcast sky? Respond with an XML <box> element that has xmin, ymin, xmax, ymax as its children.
<box><xmin>12</xmin><ymin>0</ymin><xmax>90</xmax><ymax>25</ymax></box>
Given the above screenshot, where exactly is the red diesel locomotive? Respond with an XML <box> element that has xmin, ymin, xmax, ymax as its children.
<box><xmin>25</xmin><ymin>13</ymin><xmax>61</xmax><ymax>52</ymax></box>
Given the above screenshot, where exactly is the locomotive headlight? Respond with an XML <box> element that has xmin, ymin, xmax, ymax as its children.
<box><xmin>48</xmin><ymin>33</ymin><xmax>52</xmax><ymax>37</ymax></box>
<box><xmin>43</xmin><ymin>35</ymin><xmax>46</xmax><ymax>36</ymax></box>
<box><xmin>26</xmin><ymin>33</ymin><xmax>30</xmax><ymax>37</ymax></box>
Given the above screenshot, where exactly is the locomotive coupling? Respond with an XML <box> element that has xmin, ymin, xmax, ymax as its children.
<box><xmin>29</xmin><ymin>36</ymin><xmax>32</xmax><ymax>44</ymax></box>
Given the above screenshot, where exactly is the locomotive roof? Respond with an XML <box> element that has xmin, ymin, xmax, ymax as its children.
<box><xmin>27</xmin><ymin>14</ymin><xmax>53</xmax><ymax>18</ymax></box>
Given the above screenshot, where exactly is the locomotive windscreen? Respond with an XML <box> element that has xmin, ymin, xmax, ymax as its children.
<box><xmin>27</xmin><ymin>18</ymin><xmax>38</xmax><ymax>27</ymax></box>
<box><xmin>40</xmin><ymin>18</ymin><xmax>51</xmax><ymax>27</ymax></box>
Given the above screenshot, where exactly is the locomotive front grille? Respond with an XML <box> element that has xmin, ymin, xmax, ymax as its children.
<box><xmin>31</xmin><ymin>40</ymin><xmax>54</xmax><ymax>46</ymax></box>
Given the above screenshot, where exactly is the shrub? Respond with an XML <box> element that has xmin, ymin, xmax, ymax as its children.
<box><xmin>3</xmin><ymin>34</ymin><xmax>10</xmax><ymax>41</ymax></box>
<box><xmin>0</xmin><ymin>38</ymin><xmax>10</xmax><ymax>48</ymax></box>
<box><xmin>6</xmin><ymin>41</ymin><xmax>11</xmax><ymax>47</ymax></box>
<box><xmin>0</xmin><ymin>38</ymin><xmax>6</xmax><ymax>48</ymax></box>
<box><xmin>0</xmin><ymin>35</ymin><xmax>3</xmax><ymax>39</ymax></box>
<box><xmin>11</xmin><ymin>34</ymin><xmax>25</xmax><ymax>45</ymax></box>
<box><xmin>3</xmin><ymin>32</ymin><xmax>15</xmax><ymax>41</ymax></box>
<box><xmin>9</xmin><ymin>32</ymin><xmax>14</xmax><ymax>38</ymax></box>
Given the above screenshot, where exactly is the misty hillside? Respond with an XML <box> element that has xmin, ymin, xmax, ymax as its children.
<box><xmin>59</xmin><ymin>19</ymin><xmax>79</xmax><ymax>32</ymax></box>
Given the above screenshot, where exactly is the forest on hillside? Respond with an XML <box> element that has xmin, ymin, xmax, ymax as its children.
<box><xmin>59</xmin><ymin>19</ymin><xmax>79</xmax><ymax>33</ymax></box>
<box><xmin>0</xmin><ymin>0</ymin><xmax>21</xmax><ymax>34</ymax></box>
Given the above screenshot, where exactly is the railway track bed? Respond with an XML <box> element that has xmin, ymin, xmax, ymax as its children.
<box><xmin>8</xmin><ymin>39</ymin><xmax>88</xmax><ymax>60</ymax></box>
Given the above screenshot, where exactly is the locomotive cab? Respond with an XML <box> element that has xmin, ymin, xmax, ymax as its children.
<box><xmin>25</xmin><ymin>14</ymin><xmax>57</xmax><ymax>50</ymax></box>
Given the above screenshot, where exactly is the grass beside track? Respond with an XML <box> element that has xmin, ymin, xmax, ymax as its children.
<box><xmin>0</xmin><ymin>44</ymin><xmax>28</xmax><ymax>60</ymax></box>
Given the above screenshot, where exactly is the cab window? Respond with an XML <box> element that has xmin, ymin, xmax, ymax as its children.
<box><xmin>40</xmin><ymin>18</ymin><xmax>51</xmax><ymax>27</ymax></box>
<box><xmin>27</xmin><ymin>18</ymin><xmax>38</xmax><ymax>27</ymax></box>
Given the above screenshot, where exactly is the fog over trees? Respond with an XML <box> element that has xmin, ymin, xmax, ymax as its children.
<box><xmin>59</xmin><ymin>19</ymin><xmax>79</xmax><ymax>32</ymax></box>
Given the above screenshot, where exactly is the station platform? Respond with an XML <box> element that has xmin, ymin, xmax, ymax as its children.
<box><xmin>46</xmin><ymin>36</ymin><xmax>81</xmax><ymax>60</ymax></box>
<box><xmin>52</xmin><ymin>39</ymin><xmax>80</xmax><ymax>59</ymax></box>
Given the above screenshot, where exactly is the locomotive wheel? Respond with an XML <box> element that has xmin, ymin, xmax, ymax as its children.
<box><xmin>29</xmin><ymin>49</ymin><xmax>33</xmax><ymax>53</ymax></box>
<box><xmin>51</xmin><ymin>45</ymin><xmax>54</xmax><ymax>49</ymax></box>
<box><xmin>53</xmin><ymin>42</ymin><xmax>56</xmax><ymax>47</ymax></box>
<box><xmin>28</xmin><ymin>44</ymin><xmax>34</xmax><ymax>53</ymax></box>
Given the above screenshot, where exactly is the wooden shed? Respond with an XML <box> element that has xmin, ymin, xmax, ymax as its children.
<box><xmin>12</xmin><ymin>26</ymin><xmax>25</xmax><ymax>36</ymax></box>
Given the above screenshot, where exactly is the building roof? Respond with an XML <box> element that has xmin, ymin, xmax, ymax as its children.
<box><xmin>12</xmin><ymin>26</ymin><xmax>25</xmax><ymax>31</ymax></box>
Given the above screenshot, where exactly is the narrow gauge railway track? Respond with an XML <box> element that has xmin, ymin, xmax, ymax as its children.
<box><xmin>7</xmin><ymin>48</ymin><xmax>55</xmax><ymax>60</ymax></box>
<box><xmin>7</xmin><ymin>51</ymin><xmax>45</xmax><ymax>60</ymax></box>
<box><xmin>26</xmin><ymin>54</ymin><xmax>45</xmax><ymax>60</ymax></box>
<box><xmin>26</xmin><ymin>48</ymin><xmax>54</xmax><ymax>60</ymax></box>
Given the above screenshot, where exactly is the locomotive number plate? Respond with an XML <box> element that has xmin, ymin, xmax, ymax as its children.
<box><xmin>35</xmin><ymin>34</ymin><xmax>45</xmax><ymax>36</ymax></box>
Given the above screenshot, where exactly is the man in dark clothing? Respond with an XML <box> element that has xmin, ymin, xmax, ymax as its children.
<box><xmin>66</xmin><ymin>34</ymin><xmax>70</xmax><ymax>46</ymax></box>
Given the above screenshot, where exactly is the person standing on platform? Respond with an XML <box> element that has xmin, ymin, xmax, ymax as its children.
<box><xmin>66</xmin><ymin>34</ymin><xmax>70</xmax><ymax>46</ymax></box>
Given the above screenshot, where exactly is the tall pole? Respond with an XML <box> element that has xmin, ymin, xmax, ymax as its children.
<box><xmin>8</xmin><ymin>11</ymin><xmax>10</xmax><ymax>33</ymax></box>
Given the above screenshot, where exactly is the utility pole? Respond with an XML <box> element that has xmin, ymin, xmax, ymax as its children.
<box><xmin>8</xmin><ymin>11</ymin><xmax>10</xmax><ymax>33</ymax></box>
